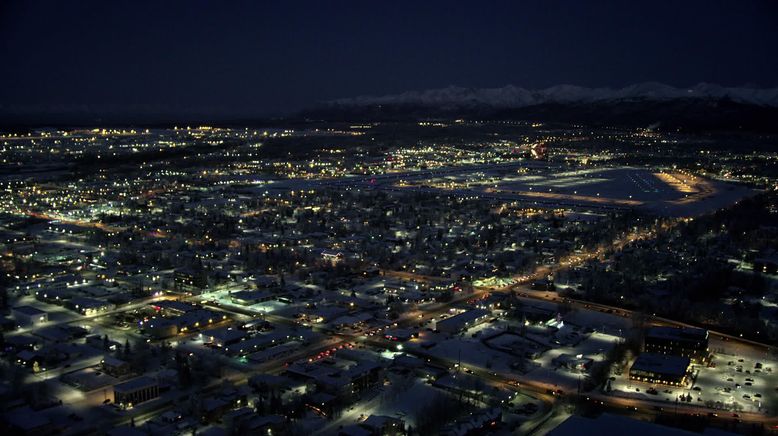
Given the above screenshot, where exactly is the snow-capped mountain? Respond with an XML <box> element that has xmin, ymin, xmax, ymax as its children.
<box><xmin>326</xmin><ymin>83</ymin><xmax>778</xmax><ymax>109</ymax></box>
<box><xmin>302</xmin><ymin>82</ymin><xmax>778</xmax><ymax>132</ymax></box>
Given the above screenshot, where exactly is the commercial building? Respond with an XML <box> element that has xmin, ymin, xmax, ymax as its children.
<box><xmin>286</xmin><ymin>359</ymin><xmax>384</xmax><ymax>400</ymax></box>
<box><xmin>340</xmin><ymin>415</ymin><xmax>406</xmax><ymax>436</ymax></box>
<box><xmin>440</xmin><ymin>407</ymin><xmax>502</xmax><ymax>436</ymax></box>
<box><xmin>202</xmin><ymin>327</ymin><xmax>247</xmax><ymax>347</ymax></box>
<box><xmin>174</xmin><ymin>268</ymin><xmax>208</xmax><ymax>294</ymax></box>
<box><xmin>629</xmin><ymin>353</ymin><xmax>690</xmax><ymax>386</ymax></box>
<box><xmin>35</xmin><ymin>288</ymin><xmax>71</xmax><ymax>304</ymax></box>
<box><xmin>4</xmin><ymin>410</ymin><xmax>53</xmax><ymax>436</ymax></box>
<box><xmin>434</xmin><ymin>309</ymin><xmax>490</xmax><ymax>334</ymax></box>
<box><xmin>548</xmin><ymin>413</ymin><xmax>718</xmax><ymax>436</ymax></box>
<box><xmin>152</xmin><ymin>300</ymin><xmax>198</xmax><ymax>316</ymax></box>
<box><xmin>12</xmin><ymin>306</ymin><xmax>48</xmax><ymax>327</ymax></box>
<box><xmin>223</xmin><ymin>329</ymin><xmax>305</xmax><ymax>356</ymax></box>
<box><xmin>643</xmin><ymin>326</ymin><xmax>709</xmax><ymax>362</ymax></box>
<box><xmin>552</xmin><ymin>353</ymin><xmax>593</xmax><ymax>372</ymax></box>
<box><xmin>101</xmin><ymin>355</ymin><xmax>131</xmax><ymax>378</ymax></box>
<box><xmin>67</xmin><ymin>296</ymin><xmax>115</xmax><ymax>316</ymax></box>
<box><xmin>229</xmin><ymin>290</ymin><xmax>275</xmax><ymax>306</ymax></box>
<box><xmin>113</xmin><ymin>376</ymin><xmax>159</xmax><ymax>408</ymax></box>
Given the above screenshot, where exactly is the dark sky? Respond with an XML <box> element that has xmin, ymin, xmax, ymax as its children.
<box><xmin>1</xmin><ymin>0</ymin><xmax>777</xmax><ymax>120</ymax></box>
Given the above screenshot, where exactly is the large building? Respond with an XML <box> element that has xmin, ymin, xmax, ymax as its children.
<box><xmin>12</xmin><ymin>306</ymin><xmax>48</xmax><ymax>327</ymax></box>
<box><xmin>113</xmin><ymin>376</ymin><xmax>159</xmax><ymax>408</ymax></box>
<box><xmin>286</xmin><ymin>359</ymin><xmax>384</xmax><ymax>400</ymax></box>
<box><xmin>643</xmin><ymin>326</ymin><xmax>709</xmax><ymax>362</ymax></box>
<box><xmin>629</xmin><ymin>353</ymin><xmax>690</xmax><ymax>386</ymax></box>
<box><xmin>67</xmin><ymin>296</ymin><xmax>115</xmax><ymax>316</ymax></box>
<box><xmin>230</xmin><ymin>289</ymin><xmax>275</xmax><ymax>306</ymax></box>
<box><xmin>101</xmin><ymin>355</ymin><xmax>131</xmax><ymax>378</ymax></box>
<box><xmin>548</xmin><ymin>413</ymin><xmax>733</xmax><ymax>436</ymax></box>
<box><xmin>202</xmin><ymin>327</ymin><xmax>247</xmax><ymax>347</ymax></box>
<box><xmin>174</xmin><ymin>268</ymin><xmax>208</xmax><ymax>294</ymax></box>
<box><xmin>434</xmin><ymin>309</ymin><xmax>490</xmax><ymax>334</ymax></box>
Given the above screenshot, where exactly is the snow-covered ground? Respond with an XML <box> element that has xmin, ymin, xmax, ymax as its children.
<box><xmin>609</xmin><ymin>352</ymin><xmax>777</xmax><ymax>415</ymax></box>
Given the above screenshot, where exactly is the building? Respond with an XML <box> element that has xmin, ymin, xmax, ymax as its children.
<box><xmin>67</xmin><ymin>296</ymin><xmax>115</xmax><ymax>316</ymax></box>
<box><xmin>16</xmin><ymin>349</ymin><xmax>42</xmax><ymax>368</ymax></box>
<box><xmin>4</xmin><ymin>410</ymin><xmax>53</xmax><ymax>435</ymax></box>
<box><xmin>224</xmin><ymin>411</ymin><xmax>285</xmax><ymax>434</ymax></box>
<box><xmin>361</xmin><ymin>415</ymin><xmax>405</xmax><ymax>435</ymax></box>
<box><xmin>286</xmin><ymin>359</ymin><xmax>384</xmax><ymax>400</ymax></box>
<box><xmin>152</xmin><ymin>300</ymin><xmax>198</xmax><ymax>316</ymax></box>
<box><xmin>12</xmin><ymin>306</ymin><xmax>48</xmax><ymax>327</ymax></box>
<box><xmin>552</xmin><ymin>353</ymin><xmax>593</xmax><ymax>372</ymax></box>
<box><xmin>34</xmin><ymin>288</ymin><xmax>71</xmax><ymax>304</ymax></box>
<box><xmin>434</xmin><ymin>309</ymin><xmax>490</xmax><ymax>334</ymax></box>
<box><xmin>223</xmin><ymin>330</ymin><xmax>303</xmax><ymax>356</ymax></box>
<box><xmin>248</xmin><ymin>342</ymin><xmax>299</xmax><ymax>364</ymax></box>
<box><xmin>101</xmin><ymin>355</ymin><xmax>131</xmax><ymax>378</ymax></box>
<box><xmin>113</xmin><ymin>376</ymin><xmax>159</xmax><ymax>408</ymax></box>
<box><xmin>340</xmin><ymin>415</ymin><xmax>405</xmax><ymax>436</ymax></box>
<box><xmin>202</xmin><ymin>327</ymin><xmax>247</xmax><ymax>347</ymax></box>
<box><xmin>174</xmin><ymin>268</ymin><xmax>207</xmax><ymax>294</ymax></box>
<box><xmin>753</xmin><ymin>255</ymin><xmax>778</xmax><ymax>275</ymax></box>
<box><xmin>629</xmin><ymin>353</ymin><xmax>690</xmax><ymax>386</ymax></box>
<box><xmin>254</xmin><ymin>275</ymin><xmax>278</xmax><ymax>288</ymax></box>
<box><xmin>643</xmin><ymin>326</ymin><xmax>709</xmax><ymax>362</ymax></box>
<box><xmin>175</xmin><ymin>309</ymin><xmax>225</xmax><ymax>334</ymax></box>
<box><xmin>142</xmin><ymin>318</ymin><xmax>179</xmax><ymax>339</ymax></box>
<box><xmin>321</xmin><ymin>249</ymin><xmax>345</xmax><ymax>265</ymax></box>
<box><xmin>229</xmin><ymin>290</ymin><xmax>275</xmax><ymax>306</ymax></box>
<box><xmin>439</xmin><ymin>407</ymin><xmax>502</xmax><ymax>436</ymax></box>
<box><xmin>548</xmin><ymin>413</ymin><xmax>735</xmax><ymax>436</ymax></box>
<box><xmin>383</xmin><ymin>328</ymin><xmax>413</xmax><ymax>342</ymax></box>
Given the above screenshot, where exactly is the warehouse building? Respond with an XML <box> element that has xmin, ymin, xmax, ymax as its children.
<box><xmin>629</xmin><ymin>353</ymin><xmax>690</xmax><ymax>386</ymax></box>
<box><xmin>12</xmin><ymin>306</ymin><xmax>48</xmax><ymax>327</ymax></box>
<box><xmin>434</xmin><ymin>309</ymin><xmax>490</xmax><ymax>334</ymax></box>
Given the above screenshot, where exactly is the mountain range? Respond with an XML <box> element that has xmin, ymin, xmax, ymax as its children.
<box><xmin>303</xmin><ymin>83</ymin><xmax>778</xmax><ymax>131</ymax></box>
<box><xmin>327</xmin><ymin>83</ymin><xmax>778</xmax><ymax>108</ymax></box>
<box><xmin>3</xmin><ymin>83</ymin><xmax>777</xmax><ymax>131</ymax></box>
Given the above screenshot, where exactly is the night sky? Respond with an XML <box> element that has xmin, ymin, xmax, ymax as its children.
<box><xmin>1</xmin><ymin>0</ymin><xmax>777</xmax><ymax>120</ymax></box>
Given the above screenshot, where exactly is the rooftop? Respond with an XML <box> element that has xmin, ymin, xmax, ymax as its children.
<box><xmin>548</xmin><ymin>413</ymin><xmax>736</xmax><ymax>436</ymax></box>
<box><xmin>114</xmin><ymin>376</ymin><xmax>157</xmax><ymax>393</ymax></box>
<box><xmin>630</xmin><ymin>353</ymin><xmax>690</xmax><ymax>376</ymax></box>
<box><xmin>12</xmin><ymin>305</ymin><xmax>46</xmax><ymax>316</ymax></box>
<box><xmin>646</xmin><ymin>326</ymin><xmax>708</xmax><ymax>342</ymax></box>
<box><xmin>436</xmin><ymin>308</ymin><xmax>490</xmax><ymax>329</ymax></box>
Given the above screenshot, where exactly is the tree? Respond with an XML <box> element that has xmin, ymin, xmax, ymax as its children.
<box><xmin>270</xmin><ymin>392</ymin><xmax>282</xmax><ymax>413</ymax></box>
<box><xmin>0</xmin><ymin>287</ymin><xmax>8</xmax><ymax>309</ymax></box>
<box><xmin>158</xmin><ymin>341</ymin><xmax>171</xmax><ymax>362</ymax></box>
<box><xmin>123</xmin><ymin>339</ymin><xmax>131</xmax><ymax>359</ymax></box>
<box><xmin>130</xmin><ymin>338</ymin><xmax>152</xmax><ymax>372</ymax></box>
<box><xmin>176</xmin><ymin>351</ymin><xmax>192</xmax><ymax>386</ymax></box>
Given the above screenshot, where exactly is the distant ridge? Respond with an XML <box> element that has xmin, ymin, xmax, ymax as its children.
<box><xmin>325</xmin><ymin>83</ymin><xmax>778</xmax><ymax>109</ymax></box>
<box><xmin>3</xmin><ymin>83</ymin><xmax>777</xmax><ymax>131</ymax></box>
<box><xmin>302</xmin><ymin>83</ymin><xmax>778</xmax><ymax>132</ymax></box>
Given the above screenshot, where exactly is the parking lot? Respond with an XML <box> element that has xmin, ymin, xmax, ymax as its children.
<box><xmin>610</xmin><ymin>351</ymin><xmax>776</xmax><ymax>416</ymax></box>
